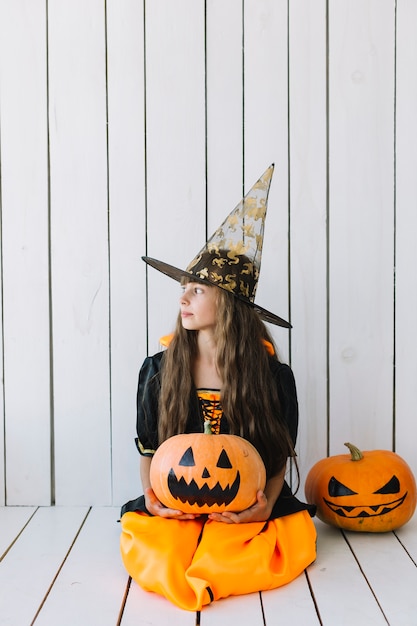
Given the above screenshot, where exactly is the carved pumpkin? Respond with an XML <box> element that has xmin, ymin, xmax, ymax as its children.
<box><xmin>150</xmin><ymin>422</ymin><xmax>266</xmax><ymax>513</ymax></box>
<box><xmin>305</xmin><ymin>443</ymin><xmax>417</xmax><ymax>532</ymax></box>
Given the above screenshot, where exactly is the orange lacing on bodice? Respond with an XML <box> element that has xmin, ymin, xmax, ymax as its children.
<box><xmin>196</xmin><ymin>389</ymin><xmax>222</xmax><ymax>434</ymax></box>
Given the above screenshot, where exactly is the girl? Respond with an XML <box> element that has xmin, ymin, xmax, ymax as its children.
<box><xmin>120</xmin><ymin>165</ymin><xmax>316</xmax><ymax>610</ymax></box>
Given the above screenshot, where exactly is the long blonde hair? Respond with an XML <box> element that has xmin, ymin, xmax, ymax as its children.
<box><xmin>158</xmin><ymin>282</ymin><xmax>296</xmax><ymax>478</ymax></box>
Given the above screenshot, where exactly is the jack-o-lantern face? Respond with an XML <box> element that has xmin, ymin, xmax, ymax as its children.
<box><xmin>305</xmin><ymin>443</ymin><xmax>417</xmax><ymax>532</ymax></box>
<box><xmin>167</xmin><ymin>444</ymin><xmax>241</xmax><ymax>508</ymax></box>
<box><xmin>324</xmin><ymin>473</ymin><xmax>407</xmax><ymax>520</ymax></box>
<box><xmin>150</xmin><ymin>430</ymin><xmax>266</xmax><ymax>514</ymax></box>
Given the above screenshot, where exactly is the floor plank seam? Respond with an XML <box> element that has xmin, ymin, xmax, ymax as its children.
<box><xmin>2</xmin><ymin>508</ymin><xmax>416</xmax><ymax>624</ymax></box>
<box><xmin>29</xmin><ymin>506</ymin><xmax>92</xmax><ymax>626</ymax></box>
<box><xmin>341</xmin><ymin>530</ymin><xmax>391</xmax><ymax>625</ymax></box>
<box><xmin>304</xmin><ymin>568</ymin><xmax>323</xmax><ymax>625</ymax></box>
<box><xmin>116</xmin><ymin>575</ymin><xmax>132</xmax><ymax>626</ymax></box>
<box><xmin>393</xmin><ymin>531</ymin><xmax>417</xmax><ymax>567</ymax></box>
<box><xmin>0</xmin><ymin>506</ymin><xmax>39</xmax><ymax>562</ymax></box>
<box><xmin>258</xmin><ymin>590</ymin><xmax>267</xmax><ymax>626</ymax></box>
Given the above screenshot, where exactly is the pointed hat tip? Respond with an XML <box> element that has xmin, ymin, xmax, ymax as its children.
<box><xmin>264</xmin><ymin>163</ymin><xmax>275</xmax><ymax>183</ymax></box>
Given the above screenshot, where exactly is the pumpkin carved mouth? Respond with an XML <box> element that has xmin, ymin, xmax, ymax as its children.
<box><xmin>167</xmin><ymin>468</ymin><xmax>241</xmax><ymax>508</ymax></box>
<box><xmin>323</xmin><ymin>493</ymin><xmax>408</xmax><ymax>518</ymax></box>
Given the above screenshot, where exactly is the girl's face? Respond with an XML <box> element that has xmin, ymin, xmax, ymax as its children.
<box><xmin>179</xmin><ymin>282</ymin><xmax>218</xmax><ymax>332</ymax></box>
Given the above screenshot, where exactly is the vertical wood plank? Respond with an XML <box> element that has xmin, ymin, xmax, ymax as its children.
<box><xmin>145</xmin><ymin>0</ymin><xmax>206</xmax><ymax>353</ymax></box>
<box><xmin>288</xmin><ymin>0</ymin><xmax>328</xmax><ymax>484</ymax></box>
<box><xmin>0</xmin><ymin>0</ymin><xmax>51</xmax><ymax>504</ymax></box>
<box><xmin>395</xmin><ymin>0</ymin><xmax>417</xmax><ymax>480</ymax></box>
<box><xmin>0</xmin><ymin>189</ymin><xmax>4</xmax><ymax>506</ymax></box>
<box><xmin>328</xmin><ymin>0</ymin><xmax>395</xmax><ymax>452</ymax></box>
<box><xmin>106</xmin><ymin>0</ymin><xmax>147</xmax><ymax>505</ymax></box>
<box><xmin>244</xmin><ymin>0</ymin><xmax>291</xmax><ymax>362</ymax></box>
<box><xmin>0</xmin><ymin>272</ymin><xmax>3</xmax><ymax>504</ymax></box>
<box><xmin>206</xmin><ymin>0</ymin><xmax>243</xmax><ymax>233</ymax></box>
<box><xmin>48</xmin><ymin>0</ymin><xmax>111</xmax><ymax>504</ymax></box>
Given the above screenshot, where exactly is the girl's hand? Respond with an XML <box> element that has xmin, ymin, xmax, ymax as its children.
<box><xmin>144</xmin><ymin>487</ymin><xmax>200</xmax><ymax>520</ymax></box>
<box><xmin>207</xmin><ymin>490</ymin><xmax>272</xmax><ymax>524</ymax></box>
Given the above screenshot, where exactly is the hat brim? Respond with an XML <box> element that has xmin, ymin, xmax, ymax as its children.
<box><xmin>142</xmin><ymin>256</ymin><xmax>292</xmax><ymax>329</ymax></box>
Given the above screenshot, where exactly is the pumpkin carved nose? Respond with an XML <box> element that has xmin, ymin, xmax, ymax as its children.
<box><xmin>202</xmin><ymin>468</ymin><xmax>210</xmax><ymax>478</ymax></box>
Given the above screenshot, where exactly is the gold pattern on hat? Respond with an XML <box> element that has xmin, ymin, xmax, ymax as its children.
<box><xmin>185</xmin><ymin>165</ymin><xmax>274</xmax><ymax>303</ymax></box>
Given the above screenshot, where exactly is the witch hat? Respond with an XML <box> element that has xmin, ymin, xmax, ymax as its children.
<box><xmin>143</xmin><ymin>164</ymin><xmax>290</xmax><ymax>328</ymax></box>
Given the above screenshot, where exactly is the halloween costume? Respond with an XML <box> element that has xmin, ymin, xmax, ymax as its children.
<box><xmin>120</xmin><ymin>165</ymin><xmax>317</xmax><ymax>610</ymax></box>
<box><xmin>120</xmin><ymin>346</ymin><xmax>316</xmax><ymax>610</ymax></box>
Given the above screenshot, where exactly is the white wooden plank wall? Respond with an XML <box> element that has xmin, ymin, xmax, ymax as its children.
<box><xmin>0</xmin><ymin>0</ymin><xmax>416</xmax><ymax>507</ymax></box>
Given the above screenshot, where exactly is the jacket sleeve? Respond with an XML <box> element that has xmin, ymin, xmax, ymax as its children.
<box><xmin>271</xmin><ymin>360</ymin><xmax>299</xmax><ymax>447</ymax></box>
<box><xmin>269</xmin><ymin>360</ymin><xmax>317</xmax><ymax>519</ymax></box>
<box><xmin>135</xmin><ymin>352</ymin><xmax>164</xmax><ymax>456</ymax></box>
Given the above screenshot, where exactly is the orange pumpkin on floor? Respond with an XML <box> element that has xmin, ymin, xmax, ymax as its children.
<box><xmin>305</xmin><ymin>443</ymin><xmax>417</xmax><ymax>532</ymax></box>
<box><xmin>150</xmin><ymin>422</ymin><xmax>266</xmax><ymax>514</ymax></box>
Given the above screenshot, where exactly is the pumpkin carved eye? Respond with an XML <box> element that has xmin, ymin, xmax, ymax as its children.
<box><xmin>179</xmin><ymin>446</ymin><xmax>195</xmax><ymax>466</ymax></box>
<box><xmin>328</xmin><ymin>476</ymin><xmax>358</xmax><ymax>497</ymax></box>
<box><xmin>179</xmin><ymin>447</ymin><xmax>233</xmax><ymax>470</ymax></box>
<box><xmin>328</xmin><ymin>474</ymin><xmax>401</xmax><ymax>497</ymax></box>
<box><xmin>374</xmin><ymin>475</ymin><xmax>400</xmax><ymax>495</ymax></box>
<box><xmin>216</xmin><ymin>449</ymin><xmax>232</xmax><ymax>469</ymax></box>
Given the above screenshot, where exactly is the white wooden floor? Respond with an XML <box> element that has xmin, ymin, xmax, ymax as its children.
<box><xmin>1</xmin><ymin>507</ymin><xmax>417</xmax><ymax>626</ymax></box>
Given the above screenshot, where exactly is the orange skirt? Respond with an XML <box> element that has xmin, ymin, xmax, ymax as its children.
<box><xmin>120</xmin><ymin>511</ymin><xmax>316</xmax><ymax>611</ymax></box>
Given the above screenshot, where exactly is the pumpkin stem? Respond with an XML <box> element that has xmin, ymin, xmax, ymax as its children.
<box><xmin>344</xmin><ymin>442</ymin><xmax>364</xmax><ymax>461</ymax></box>
<box><xmin>204</xmin><ymin>421</ymin><xmax>213</xmax><ymax>435</ymax></box>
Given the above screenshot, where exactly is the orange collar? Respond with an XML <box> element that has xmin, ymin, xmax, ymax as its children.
<box><xmin>159</xmin><ymin>333</ymin><xmax>274</xmax><ymax>355</ymax></box>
